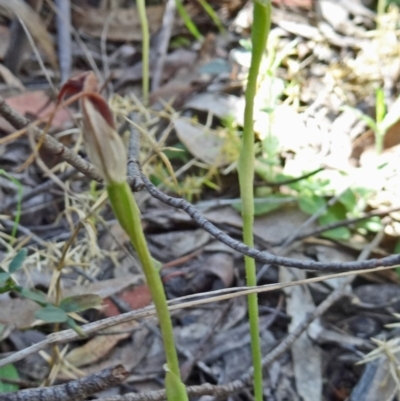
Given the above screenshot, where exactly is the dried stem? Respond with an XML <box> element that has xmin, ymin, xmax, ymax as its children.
<box><xmin>2</xmin><ymin>365</ymin><xmax>128</xmax><ymax>401</ymax></box>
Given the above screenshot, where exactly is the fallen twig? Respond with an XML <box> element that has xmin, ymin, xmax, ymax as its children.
<box><xmin>2</xmin><ymin>95</ymin><xmax>400</xmax><ymax>272</ymax></box>
<box><xmin>99</xmin><ymin>226</ymin><xmax>385</xmax><ymax>401</ymax></box>
<box><xmin>151</xmin><ymin>0</ymin><xmax>176</xmax><ymax>91</ymax></box>
<box><xmin>0</xmin><ymin>95</ymin><xmax>103</xmax><ymax>182</ymax></box>
<box><xmin>98</xmin><ymin>277</ymin><xmax>351</xmax><ymax>401</ymax></box>
<box><xmin>140</xmin><ymin>172</ymin><xmax>400</xmax><ymax>272</ymax></box>
<box><xmin>0</xmin><ymin>264</ymin><xmax>393</xmax><ymax>369</ymax></box>
<box><xmin>1</xmin><ymin>365</ymin><xmax>128</xmax><ymax>401</ymax></box>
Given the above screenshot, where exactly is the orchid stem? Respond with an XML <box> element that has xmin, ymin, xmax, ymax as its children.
<box><xmin>107</xmin><ymin>181</ymin><xmax>187</xmax><ymax>401</ymax></box>
<box><xmin>238</xmin><ymin>2</ymin><xmax>271</xmax><ymax>401</ymax></box>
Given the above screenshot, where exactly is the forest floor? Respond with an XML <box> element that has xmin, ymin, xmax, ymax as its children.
<box><xmin>1</xmin><ymin>1</ymin><xmax>400</xmax><ymax>400</ymax></box>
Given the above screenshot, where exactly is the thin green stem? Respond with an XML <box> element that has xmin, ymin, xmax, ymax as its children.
<box><xmin>107</xmin><ymin>182</ymin><xmax>187</xmax><ymax>401</ymax></box>
<box><xmin>137</xmin><ymin>0</ymin><xmax>149</xmax><ymax>104</ymax></box>
<box><xmin>238</xmin><ymin>2</ymin><xmax>271</xmax><ymax>401</ymax></box>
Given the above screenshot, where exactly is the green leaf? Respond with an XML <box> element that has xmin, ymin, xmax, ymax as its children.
<box><xmin>164</xmin><ymin>364</ymin><xmax>189</xmax><ymax>401</ymax></box>
<box><xmin>318</xmin><ymin>204</ymin><xmax>350</xmax><ymax>240</ymax></box>
<box><xmin>338</xmin><ymin>189</ymin><xmax>357</xmax><ymax>212</ymax></box>
<box><xmin>0</xmin><ymin>273</ymin><xmax>10</xmax><ymax>284</ymax></box>
<box><xmin>253</xmin><ymin>202</ymin><xmax>282</xmax><ymax>216</ymax></box>
<box><xmin>254</xmin><ymin>0</ymin><xmax>270</xmax><ymax>6</ymax></box>
<box><xmin>356</xmin><ymin>217</ymin><xmax>383</xmax><ymax>233</ymax></box>
<box><xmin>232</xmin><ymin>194</ymin><xmax>295</xmax><ymax>216</ymax></box>
<box><xmin>175</xmin><ymin>0</ymin><xmax>202</xmax><ymax>40</ymax></box>
<box><xmin>66</xmin><ymin>317</ymin><xmax>87</xmax><ymax>338</ymax></box>
<box><xmin>8</xmin><ymin>249</ymin><xmax>27</xmax><ymax>273</ymax></box>
<box><xmin>59</xmin><ymin>294</ymin><xmax>102</xmax><ymax>313</ymax></box>
<box><xmin>20</xmin><ymin>288</ymin><xmax>48</xmax><ymax>305</ymax></box>
<box><xmin>375</xmin><ymin>88</ymin><xmax>386</xmax><ymax>124</ymax></box>
<box><xmin>320</xmin><ymin>226</ymin><xmax>351</xmax><ymax>241</ymax></box>
<box><xmin>35</xmin><ymin>305</ymin><xmax>68</xmax><ymax>323</ymax></box>
<box><xmin>163</xmin><ymin>144</ymin><xmax>190</xmax><ymax>163</ymax></box>
<box><xmin>262</xmin><ymin>134</ymin><xmax>280</xmax><ymax>161</ymax></box>
<box><xmin>381</xmin><ymin>95</ymin><xmax>400</xmax><ymax>133</ymax></box>
<box><xmin>345</xmin><ymin>106</ymin><xmax>378</xmax><ymax>132</ymax></box>
<box><xmin>197</xmin><ymin>0</ymin><xmax>225</xmax><ymax>32</ymax></box>
<box><xmin>0</xmin><ymin>277</ymin><xmax>17</xmax><ymax>294</ymax></box>
<box><xmin>0</xmin><ymin>364</ymin><xmax>19</xmax><ymax>393</ymax></box>
<box><xmin>298</xmin><ymin>192</ymin><xmax>326</xmax><ymax>215</ymax></box>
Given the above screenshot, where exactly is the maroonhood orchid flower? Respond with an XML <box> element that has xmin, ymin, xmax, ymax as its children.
<box><xmin>58</xmin><ymin>71</ymin><xmax>127</xmax><ymax>184</ymax></box>
<box><xmin>58</xmin><ymin>72</ymin><xmax>188</xmax><ymax>401</ymax></box>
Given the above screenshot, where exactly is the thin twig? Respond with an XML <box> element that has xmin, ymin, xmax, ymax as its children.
<box><xmin>151</xmin><ymin>0</ymin><xmax>176</xmax><ymax>91</ymax></box>
<box><xmin>99</xmin><ymin>225</ymin><xmax>386</xmax><ymax>401</ymax></box>
<box><xmin>255</xmin><ymin>167</ymin><xmax>324</xmax><ymax>187</ymax></box>
<box><xmin>0</xmin><ymin>264</ymin><xmax>395</xmax><ymax>369</ymax></box>
<box><xmin>126</xmin><ymin>113</ymin><xmax>144</xmax><ymax>191</ymax></box>
<box><xmin>257</xmin><ymin>183</ymin><xmax>353</xmax><ymax>279</ymax></box>
<box><xmin>140</xmin><ymin>172</ymin><xmax>400</xmax><ymax>271</ymax></box>
<box><xmin>98</xmin><ymin>279</ymin><xmax>351</xmax><ymax>401</ymax></box>
<box><xmin>280</xmin><ymin>205</ymin><xmax>400</xmax><ymax>244</ymax></box>
<box><xmin>0</xmin><ymin>96</ymin><xmax>103</xmax><ymax>182</ymax></box>
<box><xmin>1</xmin><ymin>219</ymin><xmax>47</xmax><ymax>247</ymax></box>
<box><xmin>2</xmin><ymin>98</ymin><xmax>400</xmax><ymax>272</ymax></box>
<box><xmin>1</xmin><ymin>365</ymin><xmax>128</xmax><ymax>401</ymax></box>
<box><xmin>0</xmin><ymin>169</ymin><xmax>77</xmax><ymax>213</ymax></box>
<box><xmin>55</xmin><ymin>0</ymin><xmax>72</xmax><ymax>83</ymax></box>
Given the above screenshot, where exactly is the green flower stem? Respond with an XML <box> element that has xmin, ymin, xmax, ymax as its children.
<box><xmin>238</xmin><ymin>2</ymin><xmax>271</xmax><ymax>401</ymax></box>
<box><xmin>107</xmin><ymin>182</ymin><xmax>187</xmax><ymax>401</ymax></box>
<box><xmin>137</xmin><ymin>0</ymin><xmax>149</xmax><ymax>104</ymax></box>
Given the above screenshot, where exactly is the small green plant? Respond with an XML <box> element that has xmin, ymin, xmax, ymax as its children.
<box><xmin>0</xmin><ymin>249</ymin><xmax>102</xmax><ymax>336</ymax></box>
<box><xmin>0</xmin><ymin>363</ymin><xmax>19</xmax><ymax>394</ymax></box>
<box><xmin>237</xmin><ymin>35</ymin><xmax>299</xmax><ymax>182</ymax></box>
<box><xmin>235</xmin><ymin>167</ymin><xmax>383</xmax><ymax>241</ymax></box>
<box><xmin>348</xmin><ymin>89</ymin><xmax>400</xmax><ymax>154</ymax></box>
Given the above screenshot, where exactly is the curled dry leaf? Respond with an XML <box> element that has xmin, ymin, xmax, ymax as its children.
<box><xmin>65</xmin><ymin>322</ymin><xmax>137</xmax><ymax>368</ymax></box>
<box><xmin>72</xmin><ymin>5</ymin><xmax>165</xmax><ymax>41</ymax></box>
<box><xmin>173</xmin><ymin>118</ymin><xmax>234</xmax><ymax>167</ymax></box>
<box><xmin>203</xmin><ymin>252</ymin><xmax>235</xmax><ymax>288</ymax></box>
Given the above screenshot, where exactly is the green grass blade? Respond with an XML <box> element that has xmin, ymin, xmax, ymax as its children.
<box><xmin>175</xmin><ymin>0</ymin><xmax>203</xmax><ymax>40</ymax></box>
<box><xmin>197</xmin><ymin>0</ymin><xmax>225</xmax><ymax>32</ymax></box>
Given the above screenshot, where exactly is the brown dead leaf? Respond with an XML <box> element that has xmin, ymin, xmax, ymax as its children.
<box><xmin>272</xmin><ymin>0</ymin><xmax>313</xmax><ymax>8</ymax></box>
<box><xmin>0</xmin><ymin>91</ymin><xmax>72</xmax><ymax>133</ymax></box>
<box><xmin>149</xmin><ymin>83</ymin><xmax>195</xmax><ymax>107</ymax></box>
<box><xmin>0</xmin><ymin>296</ymin><xmax>38</xmax><ymax>329</ymax></box>
<box><xmin>149</xmin><ymin>228</ymin><xmax>211</xmax><ymax>260</ymax></box>
<box><xmin>204</xmin><ymin>253</ymin><xmax>234</xmax><ymax>288</ymax></box>
<box><xmin>0</xmin><ymin>0</ymin><xmax>57</xmax><ymax>69</ymax></box>
<box><xmin>253</xmin><ymin>207</ymin><xmax>317</xmax><ymax>244</ymax></box>
<box><xmin>185</xmin><ymin>93</ymin><xmax>245</xmax><ymax>125</ymax></box>
<box><xmin>281</xmin><ymin>266</ymin><xmax>322</xmax><ymax>401</ymax></box>
<box><xmin>72</xmin><ymin>5</ymin><xmax>165</xmax><ymax>41</ymax></box>
<box><xmin>173</xmin><ymin>118</ymin><xmax>234</xmax><ymax>167</ymax></box>
<box><xmin>0</xmin><ymin>64</ymin><xmax>24</xmax><ymax>90</ymax></box>
<box><xmin>103</xmin><ymin>285</ymin><xmax>152</xmax><ymax>318</ymax></box>
<box><xmin>65</xmin><ymin>321</ymin><xmax>137</xmax><ymax>368</ymax></box>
